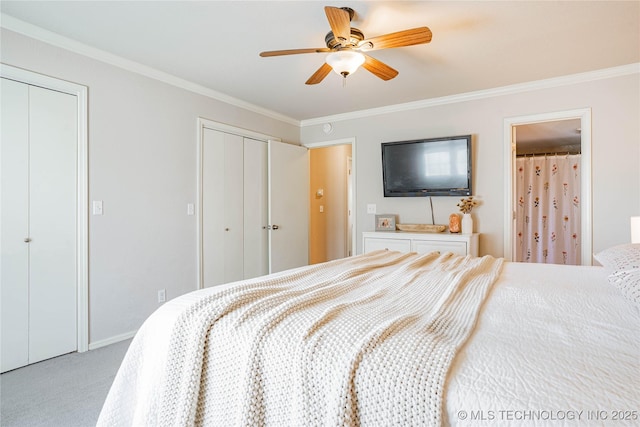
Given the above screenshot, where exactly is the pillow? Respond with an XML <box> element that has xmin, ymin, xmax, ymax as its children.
<box><xmin>608</xmin><ymin>269</ymin><xmax>640</xmax><ymax>307</ymax></box>
<box><xmin>594</xmin><ymin>244</ymin><xmax>640</xmax><ymax>307</ymax></box>
<box><xmin>594</xmin><ymin>243</ymin><xmax>640</xmax><ymax>271</ymax></box>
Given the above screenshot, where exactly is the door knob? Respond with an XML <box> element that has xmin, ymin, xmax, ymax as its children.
<box><xmin>24</xmin><ymin>237</ymin><xmax>31</xmax><ymax>243</ymax></box>
<box><xmin>271</xmin><ymin>225</ymin><xmax>280</xmax><ymax>230</ymax></box>
<box><xmin>225</xmin><ymin>228</ymin><xmax>230</xmax><ymax>231</ymax></box>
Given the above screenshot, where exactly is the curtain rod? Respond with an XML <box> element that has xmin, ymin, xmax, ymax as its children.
<box><xmin>516</xmin><ymin>151</ymin><xmax>581</xmax><ymax>158</ymax></box>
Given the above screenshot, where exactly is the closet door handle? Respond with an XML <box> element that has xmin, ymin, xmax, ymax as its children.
<box><xmin>24</xmin><ymin>237</ymin><xmax>32</xmax><ymax>243</ymax></box>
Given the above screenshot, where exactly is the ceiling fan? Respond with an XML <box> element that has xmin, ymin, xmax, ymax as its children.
<box><xmin>260</xmin><ymin>6</ymin><xmax>432</xmax><ymax>85</ymax></box>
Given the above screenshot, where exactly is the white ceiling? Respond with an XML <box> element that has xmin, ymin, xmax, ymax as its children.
<box><xmin>1</xmin><ymin>1</ymin><xmax>638</xmax><ymax>122</ymax></box>
<box><xmin>516</xmin><ymin>118</ymin><xmax>582</xmax><ymax>152</ymax></box>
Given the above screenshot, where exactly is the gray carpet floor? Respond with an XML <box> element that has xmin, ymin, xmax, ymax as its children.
<box><xmin>0</xmin><ymin>339</ymin><xmax>131</xmax><ymax>427</ymax></box>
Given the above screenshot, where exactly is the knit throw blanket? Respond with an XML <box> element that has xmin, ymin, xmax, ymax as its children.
<box><xmin>98</xmin><ymin>250</ymin><xmax>503</xmax><ymax>427</ymax></box>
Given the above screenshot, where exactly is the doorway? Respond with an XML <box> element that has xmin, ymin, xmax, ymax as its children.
<box><xmin>504</xmin><ymin>109</ymin><xmax>592</xmax><ymax>265</ymax></box>
<box><xmin>306</xmin><ymin>138</ymin><xmax>356</xmax><ymax>264</ymax></box>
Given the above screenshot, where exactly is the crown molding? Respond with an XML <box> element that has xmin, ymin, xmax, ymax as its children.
<box><xmin>0</xmin><ymin>13</ymin><xmax>300</xmax><ymax>126</ymax></box>
<box><xmin>3</xmin><ymin>13</ymin><xmax>637</xmax><ymax>129</ymax></box>
<box><xmin>300</xmin><ymin>62</ymin><xmax>640</xmax><ymax>127</ymax></box>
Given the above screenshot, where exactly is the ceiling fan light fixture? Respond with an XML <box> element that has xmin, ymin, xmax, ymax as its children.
<box><xmin>325</xmin><ymin>51</ymin><xmax>365</xmax><ymax>77</ymax></box>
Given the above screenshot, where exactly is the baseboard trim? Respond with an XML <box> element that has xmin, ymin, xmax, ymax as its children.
<box><xmin>88</xmin><ymin>330</ymin><xmax>137</xmax><ymax>351</ymax></box>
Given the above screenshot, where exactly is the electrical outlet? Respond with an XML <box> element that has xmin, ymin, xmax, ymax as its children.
<box><xmin>367</xmin><ymin>204</ymin><xmax>377</xmax><ymax>214</ymax></box>
<box><xmin>157</xmin><ymin>289</ymin><xmax>166</xmax><ymax>303</ymax></box>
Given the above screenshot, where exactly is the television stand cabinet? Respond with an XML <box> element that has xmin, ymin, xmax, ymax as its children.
<box><xmin>362</xmin><ymin>231</ymin><xmax>479</xmax><ymax>257</ymax></box>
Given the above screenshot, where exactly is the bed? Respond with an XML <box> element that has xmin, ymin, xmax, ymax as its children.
<box><xmin>98</xmin><ymin>246</ymin><xmax>639</xmax><ymax>427</ymax></box>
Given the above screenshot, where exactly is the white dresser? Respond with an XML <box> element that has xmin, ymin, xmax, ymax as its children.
<box><xmin>362</xmin><ymin>231</ymin><xmax>479</xmax><ymax>257</ymax></box>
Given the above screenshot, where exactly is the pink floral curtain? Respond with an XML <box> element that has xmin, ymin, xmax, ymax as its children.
<box><xmin>515</xmin><ymin>154</ymin><xmax>581</xmax><ymax>265</ymax></box>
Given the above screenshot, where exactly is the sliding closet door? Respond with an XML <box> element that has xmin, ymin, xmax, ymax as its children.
<box><xmin>0</xmin><ymin>79</ymin><xmax>77</xmax><ymax>372</ymax></box>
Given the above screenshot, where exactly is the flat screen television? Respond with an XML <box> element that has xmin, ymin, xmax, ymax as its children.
<box><xmin>381</xmin><ymin>135</ymin><xmax>472</xmax><ymax>197</ymax></box>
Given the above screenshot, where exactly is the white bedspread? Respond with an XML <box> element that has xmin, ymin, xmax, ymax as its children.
<box><xmin>446</xmin><ymin>262</ymin><xmax>640</xmax><ymax>426</ymax></box>
<box><xmin>98</xmin><ymin>250</ymin><xmax>503</xmax><ymax>427</ymax></box>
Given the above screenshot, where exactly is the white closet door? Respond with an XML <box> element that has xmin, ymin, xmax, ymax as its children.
<box><xmin>202</xmin><ymin>129</ymin><xmax>225</xmax><ymax>286</ymax></box>
<box><xmin>202</xmin><ymin>129</ymin><xmax>244</xmax><ymax>286</ymax></box>
<box><xmin>0</xmin><ymin>80</ymin><xmax>77</xmax><ymax>372</ymax></box>
<box><xmin>268</xmin><ymin>141</ymin><xmax>309</xmax><ymax>273</ymax></box>
<box><xmin>28</xmin><ymin>85</ymin><xmax>78</xmax><ymax>363</ymax></box>
<box><xmin>243</xmin><ymin>138</ymin><xmax>268</xmax><ymax>279</ymax></box>
<box><xmin>223</xmin><ymin>135</ymin><xmax>244</xmax><ymax>282</ymax></box>
<box><xmin>201</xmin><ymin>131</ymin><xmax>307</xmax><ymax>285</ymax></box>
<box><xmin>1</xmin><ymin>79</ymin><xmax>30</xmax><ymax>372</ymax></box>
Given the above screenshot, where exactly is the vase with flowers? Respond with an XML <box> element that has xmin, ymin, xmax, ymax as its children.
<box><xmin>457</xmin><ymin>196</ymin><xmax>478</xmax><ymax>234</ymax></box>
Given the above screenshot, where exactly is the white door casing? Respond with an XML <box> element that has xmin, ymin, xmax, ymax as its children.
<box><xmin>503</xmin><ymin>108</ymin><xmax>592</xmax><ymax>265</ymax></box>
<box><xmin>303</xmin><ymin>138</ymin><xmax>357</xmax><ymax>257</ymax></box>
<box><xmin>347</xmin><ymin>156</ymin><xmax>353</xmax><ymax>257</ymax></box>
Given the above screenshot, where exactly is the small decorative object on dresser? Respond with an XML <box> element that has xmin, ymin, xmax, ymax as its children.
<box><xmin>462</xmin><ymin>214</ymin><xmax>473</xmax><ymax>234</ymax></box>
<box><xmin>449</xmin><ymin>213</ymin><xmax>461</xmax><ymax>233</ymax></box>
<box><xmin>457</xmin><ymin>196</ymin><xmax>478</xmax><ymax>235</ymax></box>
<box><xmin>375</xmin><ymin>214</ymin><xmax>396</xmax><ymax>231</ymax></box>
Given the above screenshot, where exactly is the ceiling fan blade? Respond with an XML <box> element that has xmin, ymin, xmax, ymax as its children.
<box><xmin>260</xmin><ymin>48</ymin><xmax>330</xmax><ymax>57</ymax></box>
<box><xmin>305</xmin><ymin>63</ymin><xmax>333</xmax><ymax>85</ymax></box>
<box><xmin>360</xmin><ymin>27</ymin><xmax>432</xmax><ymax>51</ymax></box>
<box><xmin>324</xmin><ymin>6</ymin><xmax>351</xmax><ymax>43</ymax></box>
<box><xmin>362</xmin><ymin>55</ymin><xmax>399</xmax><ymax>81</ymax></box>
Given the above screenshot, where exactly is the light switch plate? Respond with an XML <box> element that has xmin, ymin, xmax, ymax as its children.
<box><xmin>367</xmin><ymin>204</ymin><xmax>376</xmax><ymax>214</ymax></box>
<box><xmin>92</xmin><ymin>200</ymin><xmax>103</xmax><ymax>215</ymax></box>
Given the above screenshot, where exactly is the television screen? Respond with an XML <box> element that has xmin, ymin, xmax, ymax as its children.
<box><xmin>382</xmin><ymin>135</ymin><xmax>472</xmax><ymax>197</ymax></box>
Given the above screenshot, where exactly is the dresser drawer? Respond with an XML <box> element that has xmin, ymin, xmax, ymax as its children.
<box><xmin>363</xmin><ymin>237</ymin><xmax>411</xmax><ymax>253</ymax></box>
<box><xmin>412</xmin><ymin>240</ymin><xmax>467</xmax><ymax>256</ymax></box>
<box><xmin>362</xmin><ymin>231</ymin><xmax>479</xmax><ymax>257</ymax></box>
